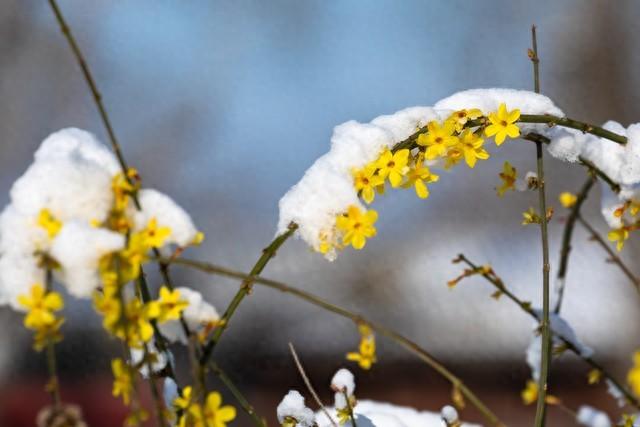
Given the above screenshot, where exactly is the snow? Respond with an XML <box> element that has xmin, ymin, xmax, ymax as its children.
<box><xmin>277</xmin><ymin>88</ymin><xmax>567</xmax><ymax>259</ymax></box>
<box><xmin>163</xmin><ymin>378</ymin><xmax>179</xmax><ymax>409</ymax></box>
<box><xmin>0</xmin><ymin>128</ymin><xmax>201</xmax><ymax>307</ymax></box>
<box><xmin>158</xmin><ymin>286</ymin><xmax>219</xmax><ymax>344</ymax></box>
<box><xmin>130</xmin><ymin>342</ymin><xmax>168</xmax><ymax>378</ymax></box>
<box><xmin>532</xmin><ymin>309</ymin><xmax>593</xmax><ymax>357</ymax></box>
<box><xmin>133</xmin><ymin>189</ymin><xmax>200</xmax><ymax>247</ymax></box>
<box><xmin>440</xmin><ymin>405</ymin><xmax>459</xmax><ymax>424</ymax></box>
<box><xmin>576</xmin><ymin>405</ymin><xmax>611</xmax><ymax>427</ymax></box>
<box><xmin>50</xmin><ymin>221</ymin><xmax>125</xmax><ymax>298</ymax></box>
<box><xmin>315</xmin><ymin>400</ymin><xmax>481</xmax><ymax>427</ymax></box>
<box><xmin>276</xmin><ymin>390</ymin><xmax>315</xmax><ymax>427</ymax></box>
<box><xmin>331</xmin><ymin>368</ymin><xmax>355</xmax><ymax>396</ymax></box>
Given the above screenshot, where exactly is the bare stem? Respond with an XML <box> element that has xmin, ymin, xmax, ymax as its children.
<box><xmin>554</xmin><ymin>175</ymin><xmax>596</xmax><ymax>313</ymax></box>
<box><xmin>343</xmin><ymin>390</ymin><xmax>357</xmax><ymax>427</ymax></box>
<box><xmin>199</xmin><ymin>224</ymin><xmax>297</xmax><ymax>365</ymax></box>
<box><xmin>166</xmin><ymin>257</ymin><xmax>505</xmax><ymax>426</ymax></box>
<box><xmin>44</xmin><ymin>270</ymin><xmax>62</xmax><ymax>410</ymax></box>
<box><xmin>458</xmin><ymin>254</ymin><xmax>640</xmax><ymax>410</ymax></box>
<box><xmin>289</xmin><ymin>342</ymin><xmax>338</xmax><ymax>427</ymax></box>
<box><xmin>208</xmin><ymin>361</ymin><xmax>267</xmax><ymax>427</ymax></box>
<box><xmin>577</xmin><ymin>216</ymin><xmax>640</xmax><ymax>294</ymax></box>
<box><xmin>142</xmin><ymin>343</ymin><xmax>167</xmax><ymax>427</ymax></box>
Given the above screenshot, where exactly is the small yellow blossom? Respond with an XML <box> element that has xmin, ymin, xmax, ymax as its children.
<box><xmin>352</xmin><ymin>164</ymin><xmax>384</xmax><ymax>204</ymax></box>
<box><xmin>458</xmin><ymin>129</ymin><xmax>489</xmax><ymax>168</ymax></box>
<box><xmin>402</xmin><ymin>154</ymin><xmax>439</xmax><ymax>199</ymax></box>
<box><xmin>559</xmin><ymin>192</ymin><xmax>577</xmax><ymax>208</ymax></box>
<box><xmin>93</xmin><ymin>285</ymin><xmax>122</xmax><ymax>331</ymax></box>
<box><xmin>119</xmin><ymin>298</ymin><xmax>160</xmax><ymax>347</ymax></box>
<box><xmin>522</xmin><ymin>207</ymin><xmax>541</xmax><ymax>225</ymax></box>
<box><xmin>346</xmin><ymin>324</ymin><xmax>376</xmax><ymax>370</ymax></box>
<box><xmin>336</xmin><ymin>206</ymin><xmax>378</xmax><ymax>250</ymax></box>
<box><xmin>174</xmin><ymin>386</ymin><xmax>194</xmax><ymax>410</ymax></box>
<box><xmin>627</xmin><ymin>351</ymin><xmax>640</xmax><ymax>397</ymax></box>
<box><xmin>18</xmin><ymin>284</ymin><xmax>64</xmax><ymax>329</ymax></box>
<box><xmin>375</xmin><ymin>149</ymin><xmax>410</xmax><ymax>188</ymax></box>
<box><xmin>112</xmin><ymin>358</ymin><xmax>133</xmax><ymax>406</ymax></box>
<box><xmin>141</xmin><ymin>218</ymin><xmax>171</xmax><ymax>248</ymax></box>
<box><xmin>521</xmin><ymin>380</ymin><xmax>538</xmax><ymax>405</ymax></box>
<box><xmin>608</xmin><ymin>226</ymin><xmax>630</xmax><ymax>252</ymax></box>
<box><xmin>417</xmin><ymin>121</ymin><xmax>459</xmax><ymax>160</ymax></box>
<box><xmin>623</xmin><ymin>414</ymin><xmax>637</xmax><ymax>427</ymax></box>
<box><xmin>587</xmin><ymin>369</ymin><xmax>602</xmax><ymax>385</ymax></box>
<box><xmin>202</xmin><ymin>391</ymin><xmax>237</xmax><ymax>427</ymax></box>
<box><xmin>112</xmin><ymin>168</ymin><xmax>140</xmax><ymax>213</ymax></box>
<box><xmin>37</xmin><ymin>209</ymin><xmax>62</xmax><ymax>239</ymax></box>
<box><xmin>33</xmin><ymin>317</ymin><xmax>64</xmax><ymax>352</ymax></box>
<box><xmin>485</xmin><ymin>103</ymin><xmax>521</xmax><ymax>145</ymax></box>
<box><xmin>496</xmin><ymin>161</ymin><xmax>517</xmax><ymax>197</ymax></box>
<box><xmin>452</xmin><ymin>384</ymin><xmax>465</xmax><ymax>409</ymax></box>
<box><xmin>447</xmin><ymin>109</ymin><xmax>483</xmax><ymax>132</ymax></box>
<box><xmin>192</xmin><ymin>231</ymin><xmax>206</xmax><ymax>245</ymax></box>
<box><xmin>156</xmin><ymin>286</ymin><xmax>189</xmax><ymax>323</ymax></box>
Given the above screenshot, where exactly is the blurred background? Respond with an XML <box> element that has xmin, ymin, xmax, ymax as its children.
<box><xmin>1</xmin><ymin>1</ymin><xmax>640</xmax><ymax>425</ymax></box>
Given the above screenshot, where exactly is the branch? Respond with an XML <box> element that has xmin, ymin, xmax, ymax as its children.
<box><xmin>577</xmin><ymin>216</ymin><xmax>640</xmax><ymax>294</ymax></box>
<box><xmin>554</xmin><ymin>175</ymin><xmax>597</xmax><ymax>313</ymax></box>
<box><xmin>457</xmin><ymin>254</ymin><xmax>640</xmax><ymax>411</ymax></box>
<box><xmin>165</xmin><ymin>257</ymin><xmax>505</xmax><ymax>427</ymax></box>
<box><xmin>288</xmin><ymin>343</ymin><xmax>338</xmax><ymax>427</ymax></box>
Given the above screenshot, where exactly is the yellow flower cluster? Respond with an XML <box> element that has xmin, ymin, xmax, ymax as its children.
<box><xmin>317</xmin><ymin>104</ymin><xmax>521</xmax><ymax>255</ymax></box>
<box><xmin>174</xmin><ymin>386</ymin><xmax>237</xmax><ymax>427</ymax></box>
<box><xmin>18</xmin><ymin>284</ymin><xmax>64</xmax><ymax>351</ymax></box>
<box><xmin>607</xmin><ymin>199</ymin><xmax>640</xmax><ymax>252</ymax></box>
<box><xmin>346</xmin><ymin>323</ymin><xmax>376</xmax><ymax>370</ymax></box>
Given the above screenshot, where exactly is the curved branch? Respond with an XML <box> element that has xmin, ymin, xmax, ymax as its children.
<box><xmin>167</xmin><ymin>257</ymin><xmax>505</xmax><ymax>427</ymax></box>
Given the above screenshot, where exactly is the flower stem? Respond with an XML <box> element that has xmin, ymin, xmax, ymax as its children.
<box><xmin>577</xmin><ymin>215</ymin><xmax>640</xmax><ymax>293</ymax></box>
<box><xmin>457</xmin><ymin>254</ymin><xmax>640</xmax><ymax>410</ymax></box>
<box><xmin>167</xmin><ymin>257</ymin><xmax>505</xmax><ymax>427</ymax></box>
<box><xmin>44</xmin><ymin>270</ymin><xmax>62</xmax><ymax>410</ymax></box>
<box><xmin>208</xmin><ymin>361</ymin><xmax>268</xmax><ymax>427</ymax></box>
<box><xmin>554</xmin><ymin>175</ymin><xmax>596</xmax><ymax>313</ymax></box>
<box><xmin>199</xmin><ymin>223</ymin><xmax>297</xmax><ymax>365</ymax></box>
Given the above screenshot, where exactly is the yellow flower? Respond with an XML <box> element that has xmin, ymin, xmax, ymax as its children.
<box><xmin>375</xmin><ymin>149</ymin><xmax>410</xmax><ymax>188</ymax></box>
<box><xmin>402</xmin><ymin>154</ymin><xmax>439</xmax><ymax>199</ymax></box>
<box><xmin>496</xmin><ymin>161</ymin><xmax>517</xmax><ymax>197</ymax></box>
<box><xmin>141</xmin><ymin>218</ymin><xmax>171</xmax><ymax>248</ymax></box>
<box><xmin>559</xmin><ymin>192</ymin><xmax>577</xmax><ymax>208</ymax></box>
<box><xmin>458</xmin><ymin>129</ymin><xmax>489</xmax><ymax>168</ymax></box>
<box><xmin>112</xmin><ymin>358</ymin><xmax>133</xmax><ymax>406</ymax></box>
<box><xmin>587</xmin><ymin>369</ymin><xmax>602</xmax><ymax>385</ymax></box>
<box><xmin>156</xmin><ymin>286</ymin><xmax>189</xmax><ymax>323</ymax></box>
<box><xmin>112</xmin><ymin>168</ymin><xmax>140</xmax><ymax>213</ymax></box>
<box><xmin>120</xmin><ymin>298</ymin><xmax>160</xmax><ymax>347</ymax></box>
<box><xmin>522</xmin><ymin>207</ymin><xmax>540</xmax><ymax>225</ymax></box>
<box><xmin>93</xmin><ymin>285</ymin><xmax>122</xmax><ymax>331</ymax></box>
<box><xmin>608</xmin><ymin>226</ymin><xmax>630</xmax><ymax>252</ymax></box>
<box><xmin>447</xmin><ymin>109</ymin><xmax>483</xmax><ymax>132</ymax></box>
<box><xmin>33</xmin><ymin>317</ymin><xmax>64</xmax><ymax>352</ymax></box>
<box><xmin>417</xmin><ymin>121</ymin><xmax>459</xmax><ymax>160</ymax></box>
<box><xmin>37</xmin><ymin>209</ymin><xmax>62</xmax><ymax>239</ymax></box>
<box><xmin>627</xmin><ymin>351</ymin><xmax>640</xmax><ymax>397</ymax></box>
<box><xmin>346</xmin><ymin>324</ymin><xmax>376</xmax><ymax>370</ymax></box>
<box><xmin>623</xmin><ymin>414</ymin><xmax>637</xmax><ymax>427</ymax></box>
<box><xmin>202</xmin><ymin>391</ymin><xmax>236</xmax><ymax>427</ymax></box>
<box><xmin>174</xmin><ymin>386</ymin><xmax>194</xmax><ymax>410</ymax></box>
<box><xmin>521</xmin><ymin>380</ymin><xmax>538</xmax><ymax>405</ymax></box>
<box><xmin>335</xmin><ymin>205</ymin><xmax>378</xmax><ymax>250</ymax></box>
<box><xmin>352</xmin><ymin>164</ymin><xmax>384</xmax><ymax>204</ymax></box>
<box><xmin>485</xmin><ymin>103</ymin><xmax>521</xmax><ymax>145</ymax></box>
<box><xmin>18</xmin><ymin>284</ymin><xmax>64</xmax><ymax>329</ymax></box>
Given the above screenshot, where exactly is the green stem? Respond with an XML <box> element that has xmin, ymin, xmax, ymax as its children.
<box><xmin>530</xmin><ymin>25</ymin><xmax>540</xmax><ymax>94</ymax></box>
<box><xmin>554</xmin><ymin>175</ymin><xmax>596</xmax><ymax>313</ymax></box>
<box><xmin>343</xmin><ymin>390</ymin><xmax>357</xmax><ymax>427</ymax></box>
<box><xmin>167</xmin><ymin>257</ymin><xmax>504</xmax><ymax>427</ymax></box>
<box><xmin>44</xmin><ymin>270</ymin><xmax>62</xmax><ymax>410</ymax></box>
<box><xmin>199</xmin><ymin>223</ymin><xmax>297</xmax><ymax>365</ymax></box>
<box><xmin>142</xmin><ymin>343</ymin><xmax>167</xmax><ymax>427</ymax></box>
<box><xmin>577</xmin><ymin>216</ymin><xmax>640</xmax><ymax>294</ymax></box>
<box><xmin>458</xmin><ymin>254</ymin><xmax>640</xmax><ymax>410</ymax></box>
<box><xmin>533</xmin><ymin>139</ymin><xmax>552</xmax><ymax>427</ymax></box>
<box><xmin>208</xmin><ymin>361</ymin><xmax>267</xmax><ymax>427</ymax></box>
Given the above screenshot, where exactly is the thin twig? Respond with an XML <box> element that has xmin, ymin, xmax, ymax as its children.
<box><xmin>208</xmin><ymin>361</ymin><xmax>268</xmax><ymax>427</ymax></box>
<box><xmin>343</xmin><ymin>390</ymin><xmax>357</xmax><ymax>427</ymax></box>
<box><xmin>457</xmin><ymin>254</ymin><xmax>640</xmax><ymax>411</ymax></box>
<box><xmin>529</xmin><ymin>27</ymin><xmax>551</xmax><ymax>427</ymax></box>
<box><xmin>577</xmin><ymin>216</ymin><xmax>640</xmax><ymax>293</ymax></box>
<box><xmin>44</xmin><ymin>269</ymin><xmax>62</xmax><ymax>410</ymax></box>
<box><xmin>554</xmin><ymin>175</ymin><xmax>596</xmax><ymax>313</ymax></box>
<box><xmin>199</xmin><ymin>224</ymin><xmax>297</xmax><ymax>365</ymax></box>
<box><xmin>288</xmin><ymin>342</ymin><xmax>338</xmax><ymax>427</ymax></box>
<box><xmin>164</xmin><ymin>257</ymin><xmax>505</xmax><ymax>427</ymax></box>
